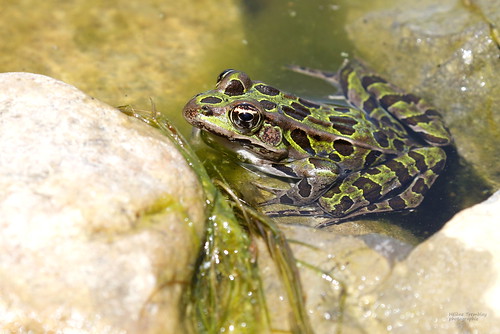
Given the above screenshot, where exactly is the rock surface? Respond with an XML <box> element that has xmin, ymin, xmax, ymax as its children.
<box><xmin>0</xmin><ymin>73</ymin><xmax>205</xmax><ymax>333</ymax></box>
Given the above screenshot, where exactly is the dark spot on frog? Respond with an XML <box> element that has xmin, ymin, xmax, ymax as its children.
<box><xmin>362</xmin><ymin>95</ymin><xmax>378</xmax><ymax>113</ymax></box>
<box><xmin>334</xmin><ymin>196</ymin><xmax>354</xmax><ymax>215</ymax></box>
<box><xmin>329</xmin><ymin>116</ymin><xmax>358</xmax><ymax>126</ymax></box>
<box><xmin>363</xmin><ymin>150</ymin><xmax>382</xmax><ymax>168</ymax></box>
<box><xmin>200</xmin><ymin>96</ymin><xmax>222</xmax><ymax>104</ymax></box>
<box><xmin>255</xmin><ymin>84</ymin><xmax>280</xmax><ymax>96</ymax></box>
<box><xmin>412</xmin><ymin>178</ymin><xmax>429</xmax><ymax>195</ymax></box>
<box><xmin>379</xmin><ymin>116</ymin><xmax>396</xmax><ymax>128</ymax></box>
<box><xmin>271</xmin><ymin>163</ymin><xmax>296</xmax><ymax>177</ymax></box>
<box><xmin>388</xmin><ymin>196</ymin><xmax>406</xmax><ymax>210</ymax></box>
<box><xmin>291</xmin><ymin>102</ymin><xmax>312</xmax><ymax>117</ymax></box>
<box><xmin>332</xmin><ymin>124</ymin><xmax>355</xmax><ymax>136</ymax></box>
<box><xmin>403</xmin><ymin>114</ymin><xmax>433</xmax><ymax>126</ymax></box>
<box><xmin>259</xmin><ymin>100</ymin><xmax>277</xmax><ymax>110</ymax></box>
<box><xmin>282</xmin><ymin>105</ymin><xmax>307</xmax><ymax>121</ymax></box>
<box><xmin>392</xmin><ymin>138</ymin><xmax>406</xmax><ymax>152</ymax></box>
<box><xmin>431</xmin><ymin>158</ymin><xmax>446</xmax><ymax>174</ymax></box>
<box><xmin>327</xmin><ymin>185</ymin><xmax>342</xmax><ymax>196</ymax></box>
<box><xmin>379</xmin><ymin>94</ymin><xmax>403</xmax><ymax>110</ymax></box>
<box><xmin>408</xmin><ymin>151</ymin><xmax>427</xmax><ymax>171</ymax></box>
<box><xmin>421</xmin><ymin>133</ymin><xmax>451</xmax><ymax>146</ymax></box>
<box><xmin>385</xmin><ymin>159</ymin><xmax>411</xmax><ymax>184</ymax></box>
<box><xmin>361</xmin><ymin>75</ymin><xmax>387</xmax><ymax>90</ymax></box>
<box><xmin>352</xmin><ymin>177</ymin><xmax>382</xmax><ymax>203</ymax></box>
<box><xmin>401</xmin><ymin>93</ymin><xmax>421</xmax><ymax>105</ymax></box>
<box><xmin>298</xmin><ymin>180</ymin><xmax>312</xmax><ymax>197</ymax></box>
<box><xmin>365</xmin><ymin>168</ymin><xmax>382</xmax><ymax>175</ymax></box>
<box><xmin>329</xmin><ymin>116</ymin><xmax>357</xmax><ymax>135</ymax></box>
<box><xmin>328</xmin><ymin>152</ymin><xmax>341</xmax><ymax>162</ymax></box>
<box><xmin>298</xmin><ymin>98</ymin><xmax>321</xmax><ymax>109</ymax></box>
<box><xmin>224</xmin><ymin>80</ymin><xmax>245</xmax><ymax>96</ymax></box>
<box><xmin>307</xmin><ymin>116</ymin><xmax>333</xmax><ymax>128</ymax></box>
<box><xmin>279</xmin><ymin>194</ymin><xmax>295</xmax><ymax>205</ymax></box>
<box><xmin>333</xmin><ymin>139</ymin><xmax>354</xmax><ymax>156</ymax></box>
<box><xmin>290</xmin><ymin>129</ymin><xmax>314</xmax><ymax>155</ymax></box>
<box><xmin>373</xmin><ymin>131</ymin><xmax>389</xmax><ymax>147</ymax></box>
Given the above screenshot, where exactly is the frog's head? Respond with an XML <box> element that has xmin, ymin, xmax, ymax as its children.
<box><xmin>183</xmin><ymin>69</ymin><xmax>290</xmax><ymax>161</ymax></box>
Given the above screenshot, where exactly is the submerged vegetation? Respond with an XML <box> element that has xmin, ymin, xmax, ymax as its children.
<box><xmin>120</xmin><ymin>106</ymin><xmax>317</xmax><ymax>333</ymax></box>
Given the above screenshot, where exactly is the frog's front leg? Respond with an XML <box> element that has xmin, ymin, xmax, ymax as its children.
<box><xmin>317</xmin><ymin>146</ymin><xmax>446</xmax><ymax>226</ymax></box>
<box><xmin>260</xmin><ymin>157</ymin><xmax>341</xmax><ymax>206</ymax></box>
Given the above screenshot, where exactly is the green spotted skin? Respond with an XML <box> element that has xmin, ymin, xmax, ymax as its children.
<box><xmin>183</xmin><ymin>59</ymin><xmax>452</xmax><ymax>226</ymax></box>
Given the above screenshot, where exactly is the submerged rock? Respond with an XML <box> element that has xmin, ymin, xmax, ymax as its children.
<box><xmin>0</xmin><ymin>73</ymin><xmax>205</xmax><ymax>333</ymax></box>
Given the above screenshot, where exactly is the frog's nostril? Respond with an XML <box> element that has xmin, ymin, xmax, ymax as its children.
<box><xmin>201</xmin><ymin>106</ymin><xmax>213</xmax><ymax>116</ymax></box>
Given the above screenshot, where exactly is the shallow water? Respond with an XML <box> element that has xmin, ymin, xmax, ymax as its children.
<box><xmin>1</xmin><ymin>0</ymin><xmax>492</xmax><ymax>239</ymax></box>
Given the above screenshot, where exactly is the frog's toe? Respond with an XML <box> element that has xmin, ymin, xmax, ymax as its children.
<box><xmin>263</xmin><ymin>206</ymin><xmax>331</xmax><ymax>219</ymax></box>
<box><xmin>253</xmin><ymin>182</ymin><xmax>287</xmax><ymax>196</ymax></box>
<box><xmin>315</xmin><ymin>218</ymin><xmax>343</xmax><ymax>228</ymax></box>
<box><xmin>258</xmin><ymin>196</ymin><xmax>282</xmax><ymax>206</ymax></box>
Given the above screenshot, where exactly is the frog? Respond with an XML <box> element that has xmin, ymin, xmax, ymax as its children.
<box><xmin>183</xmin><ymin>59</ymin><xmax>452</xmax><ymax>226</ymax></box>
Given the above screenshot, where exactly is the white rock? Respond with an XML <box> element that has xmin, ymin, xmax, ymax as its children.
<box><xmin>442</xmin><ymin>190</ymin><xmax>500</xmax><ymax>317</ymax></box>
<box><xmin>0</xmin><ymin>73</ymin><xmax>205</xmax><ymax>333</ymax></box>
<box><xmin>373</xmin><ymin>190</ymin><xmax>500</xmax><ymax>333</ymax></box>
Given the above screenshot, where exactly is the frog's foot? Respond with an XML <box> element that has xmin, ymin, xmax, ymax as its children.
<box><xmin>287</xmin><ymin>65</ymin><xmax>340</xmax><ymax>88</ymax></box>
<box><xmin>263</xmin><ymin>204</ymin><xmax>354</xmax><ymax>227</ymax></box>
<box><xmin>254</xmin><ymin>182</ymin><xmax>288</xmax><ymax>202</ymax></box>
<box><xmin>255</xmin><ymin>182</ymin><xmax>305</xmax><ymax>206</ymax></box>
<box><xmin>264</xmin><ymin>206</ymin><xmax>331</xmax><ymax>219</ymax></box>
<box><xmin>263</xmin><ymin>206</ymin><xmax>354</xmax><ymax>227</ymax></box>
<box><xmin>317</xmin><ymin>146</ymin><xmax>447</xmax><ymax>225</ymax></box>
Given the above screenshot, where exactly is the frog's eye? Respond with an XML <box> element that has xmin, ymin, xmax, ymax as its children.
<box><xmin>229</xmin><ymin>103</ymin><xmax>263</xmax><ymax>134</ymax></box>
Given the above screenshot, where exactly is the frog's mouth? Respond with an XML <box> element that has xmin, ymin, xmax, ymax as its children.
<box><xmin>196</xmin><ymin>129</ymin><xmax>288</xmax><ymax>164</ymax></box>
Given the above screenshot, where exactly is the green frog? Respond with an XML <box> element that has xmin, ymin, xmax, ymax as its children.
<box><xmin>183</xmin><ymin>60</ymin><xmax>451</xmax><ymax>226</ymax></box>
